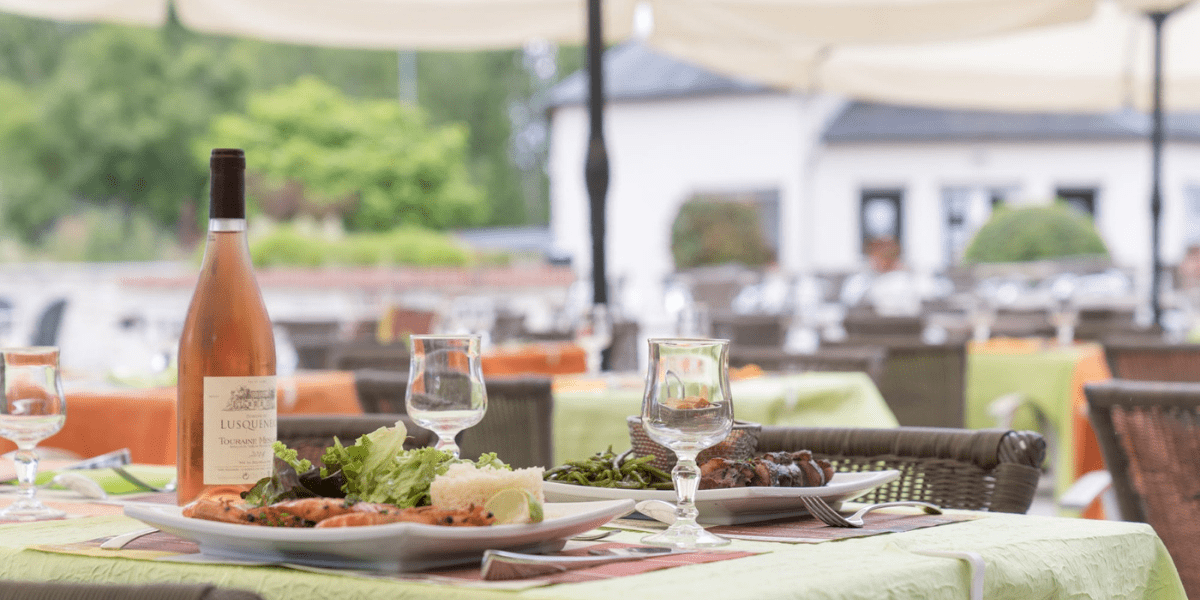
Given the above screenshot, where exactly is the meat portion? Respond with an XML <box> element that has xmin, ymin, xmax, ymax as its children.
<box><xmin>698</xmin><ymin>450</ymin><xmax>835</xmax><ymax>490</ymax></box>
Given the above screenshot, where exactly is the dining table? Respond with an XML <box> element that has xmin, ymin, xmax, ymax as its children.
<box><xmin>551</xmin><ymin>370</ymin><xmax>899</xmax><ymax>465</ymax></box>
<box><xmin>965</xmin><ymin>338</ymin><xmax>1111</xmax><ymax>517</ymax></box>
<box><xmin>0</xmin><ymin>488</ymin><xmax>1185</xmax><ymax>600</ymax></box>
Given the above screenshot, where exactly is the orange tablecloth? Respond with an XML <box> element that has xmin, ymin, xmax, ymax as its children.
<box><xmin>0</xmin><ymin>371</ymin><xmax>361</xmax><ymax>466</ymax></box>
<box><xmin>481</xmin><ymin>342</ymin><xmax>587</xmax><ymax>377</ymax></box>
<box><xmin>967</xmin><ymin>338</ymin><xmax>1111</xmax><ymax>518</ymax></box>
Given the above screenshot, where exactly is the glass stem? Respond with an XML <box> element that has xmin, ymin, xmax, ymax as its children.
<box><xmin>13</xmin><ymin>446</ymin><xmax>38</xmax><ymax>503</ymax></box>
<box><xmin>672</xmin><ymin>454</ymin><xmax>701</xmax><ymax>526</ymax></box>
<box><xmin>434</xmin><ymin>434</ymin><xmax>461</xmax><ymax>459</ymax></box>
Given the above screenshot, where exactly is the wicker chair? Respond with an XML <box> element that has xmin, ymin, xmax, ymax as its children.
<box><xmin>710</xmin><ymin>313</ymin><xmax>788</xmax><ymax>348</ymax></box>
<box><xmin>757</xmin><ymin>426</ymin><xmax>1046</xmax><ymax>513</ymax></box>
<box><xmin>1102</xmin><ymin>338</ymin><xmax>1200</xmax><ymax>382</ymax></box>
<box><xmin>727</xmin><ymin>346</ymin><xmax>885</xmax><ymax>384</ymax></box>
<box><xmin>326</xmin><ymin>340</ymin><xmax>409</xmax><ymax>371</ymax></box>
<box><xmin>826</xmin><ymin>340</ymin><xmax>968</xmax><ymax>428</ymax></box>
<box><xmin>1084</xmin><ymin>380</ymin><xmax>1200</xmax><ymax>598</ymax></box>
<box><xmin>607</xmin><ymin>319</ymin><xmax>641</xmax><ymax>372</ymax></box>
<box><xmin>277</xmin><ymin>414</ymin><xmax>435</xmax><ymax>468</ymax></box>
<box><xmin>0</xmin><ymin>581</ymin><xmax>264</xmax><ymax>600</ymax></box>
<box><xmin>842</xmin><ymin>308</ymin><xmax>925</xmax><ymax>339</ymax></box>
<box><xmin>351</xmin><ymin>370</ymin><xmax>555</xmax><ymax>469</ymax></box>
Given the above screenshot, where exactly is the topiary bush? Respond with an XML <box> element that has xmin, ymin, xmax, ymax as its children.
<box><xmin>963</xmin><ymin>203</ymin><xmax>1109</xmax><ymax>264</ymax></box>
<box><xmin>671</xmin><ymin>199</ymin><xmax>775</xmax><ymax>270</ymax></box>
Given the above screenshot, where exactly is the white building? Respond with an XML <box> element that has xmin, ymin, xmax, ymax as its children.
<box><xmin>547</xmin><ymin>43</ymin><xmax>1200</xmax><ymax>324</ymax></box>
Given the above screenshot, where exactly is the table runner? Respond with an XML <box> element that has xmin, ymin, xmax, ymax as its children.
<box><xmin>32</xmin><ymin>533</ymin><xmax>755</xmax><ymax>590</ymax></box>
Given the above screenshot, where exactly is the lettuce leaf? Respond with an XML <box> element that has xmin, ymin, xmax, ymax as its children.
<box><xmin>320</xmin><ymin>420</ymin><xmax>509</xmax><ymax>508</ymax></box>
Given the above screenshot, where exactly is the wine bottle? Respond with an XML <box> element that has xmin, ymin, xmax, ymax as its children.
<box><xmin>176</xmin><ymin>148</ymin><xmax>277</xmax><ymax>505</ymax></box>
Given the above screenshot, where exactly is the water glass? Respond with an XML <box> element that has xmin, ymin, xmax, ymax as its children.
<box><xmin>639</xmin><ymin>338</ymin><xmax>734</xmax><ymax>549</ymax></box>
<box><xmin>0</xmin><ymin>347</ymin><xmax>67</xmax><ymax>521</ymax></box>
<box><xmin>406</xmin><ymin>335</ymin><xmax>487</xmax><ymax>458</ymax></box>
<box><xmin>574</xmin><ymin>304</ymin><xmax>613</xmax><ymax>375</ymax></box>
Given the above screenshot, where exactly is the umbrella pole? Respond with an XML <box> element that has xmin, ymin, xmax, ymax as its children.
<box><xmin>585</xmin><ymin>0</ymin><xmax>611</xmax><ymax>366</ymax></box>
<box><xmin>1149</xmin><ymin>10</ymin><xmax>1170</xmax><ymax>328</ymax></box>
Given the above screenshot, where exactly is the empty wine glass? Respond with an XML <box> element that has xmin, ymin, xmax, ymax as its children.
<box><xmin>640</xmin><ymin>338</ymin><xmax>734</xmax><ymax>549</ymax></box>
<box><xmin>405</xmin><ymin>335</ymin><xmax>487</xmax><ymax>458</ymax></box>
<box><xmin>574</xmin><ymin>304</ymin><xmax>613</xmax><ymax>375</ymax></box>
<box><xmin>0</xmin><ymin>347</ymin><xmax>67</xmax><ymax>521</ymax></box>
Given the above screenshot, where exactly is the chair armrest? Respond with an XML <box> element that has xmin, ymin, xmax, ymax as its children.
<box><xmin>1059</xmin><ymin>469</ymin><xmax>1119</xmax><ymax>519</ymax></box>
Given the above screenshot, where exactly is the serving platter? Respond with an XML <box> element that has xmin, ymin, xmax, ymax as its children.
<box><xmin>543</xmin><ymin>470</ymin><xmax>901</xmax><ymax>525</ymax></box>
<box><xmin>125</xmin><ymin>498</ymin><xmax>635</xmax><ymax>572</ymax></box>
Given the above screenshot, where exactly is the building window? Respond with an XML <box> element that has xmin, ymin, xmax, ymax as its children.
<box><xmin>860</xmin><ymin>189</ymin><xmax>903</xmax><ymax>254</ymax></box>
<box><xmin>681</xmin><ymin>188</ymin><xmax>781</xmax><ymax>255</ymax></box>
<box><xmin>1056</xmin><ymin>187</ymin><xmax>1097</xmax><ymax>217</ymax></box>
<box><xmin>1185</xmin><ymin>185</ymin><xmax>1200</xmax><ymax>246</ymax></box>
<box><xmin>943</xmin><ymin>185</ymin><xmax>1015</xmax><ymax>263</ymax></box>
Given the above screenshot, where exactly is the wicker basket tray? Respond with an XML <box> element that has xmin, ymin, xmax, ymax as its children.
<box><xmin>626</xmin><ymin>416</ymin><xmax>761</xmax><ymax>471</ymax></box>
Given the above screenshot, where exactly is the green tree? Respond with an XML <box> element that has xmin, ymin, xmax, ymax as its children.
<box><xmin>202</xmin><ymin>76</ymin><xmax>487</xmax><ymax>231</ymax></box>
<box><xmin>0</xmin><ymin>23</ymin><xmax>248</xmax><ymax>241</ymax></box>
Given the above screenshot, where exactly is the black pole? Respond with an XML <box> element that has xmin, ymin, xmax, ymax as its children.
<box><xmin>585</xmin><ymin>0</ymin><xmax>612</xmax><ymax>368</ymax></box>
<box><xmin>585</xmin><ymin>0</ymin><xmax>609</xmax><ymax>309</ymax></box>
<box><xmin>1149</xmin><ymin>11</ymin><xmax>1169</xmax><ymax>328</ymax></box>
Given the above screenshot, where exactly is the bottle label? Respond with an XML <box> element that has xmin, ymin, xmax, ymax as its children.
<box><xmin>202</xmin><ymin>375</ymin><xmax>277</xmax><ymax>484</ymax></box>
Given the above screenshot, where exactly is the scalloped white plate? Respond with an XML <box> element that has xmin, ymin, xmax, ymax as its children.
<box><xmin>543</xmin><ymin>470</ymin><xmax>901</xmax><ymax>525</ymax></box>
<box><xmin>125</xmin><ymin>498</ymin><xmax>635</xmax><ymax>572</ymax></box>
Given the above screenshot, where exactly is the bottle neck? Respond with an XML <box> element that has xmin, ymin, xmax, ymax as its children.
<box><xmin>209</xmin><ymin>218</ymin><xmax>246</xmax><ymax>233</ymax></box>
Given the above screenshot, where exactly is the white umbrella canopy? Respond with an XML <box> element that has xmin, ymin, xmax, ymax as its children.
<box><xmin>646</xmin><ymin>0</ymin><xmax>1098</xmax><ymax>90</ymax></box>
<box><xmin>824</xmin><ymin>0</ymin><xmax>1200</xmax><ymax>113</ymax></box>
<box><xmin>0</xmin><ymin>0</ymin><xmax>637</xmax><ymax>48</ymax></box>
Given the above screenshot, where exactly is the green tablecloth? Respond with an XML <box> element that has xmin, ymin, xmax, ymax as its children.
<box><xmin>553</xmin><ymin>372</ymin><xmax>899</xmax><ymax>464</ymax></box>
<box><xmin>0</xmin><ymin>512</ymin><xmax>1184</xmax><ymax>600</ymax></box>
<box><xmin>965</xmin><ymin>345</ymin><xmax>1106</xmax><ymax>497</ymax></box>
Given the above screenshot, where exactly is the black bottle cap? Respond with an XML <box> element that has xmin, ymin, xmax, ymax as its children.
<box><xmin>209</xmin><ymin>148</ymin><xmax>246</xmax><ymax>219</ymax></box>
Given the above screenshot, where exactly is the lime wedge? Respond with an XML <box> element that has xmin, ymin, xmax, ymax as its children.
<box><xmin>484</xmin><ymin>488</ymin><xmax>544</xmax><ymax>525</ymax></box>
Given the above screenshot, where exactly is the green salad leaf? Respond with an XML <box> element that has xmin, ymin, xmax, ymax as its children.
<box><xmin>319</xmin><ymin>420</ymin><xmax>509</xmax><ymax>508</ymax></box>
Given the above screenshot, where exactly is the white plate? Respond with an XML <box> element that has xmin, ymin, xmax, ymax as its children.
<box><xmin>124</xmin><ymin>499</ymin><xmax>635</xmax><ymax>572</ymax></box>
<box><xmin>543</xmin><ymin>470</ymin><xmax>900</xmax><ymax>525</ymax></box>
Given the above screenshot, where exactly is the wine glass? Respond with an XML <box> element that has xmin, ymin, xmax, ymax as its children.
<box><xmin>639</xmin><ymin>338</ymin><xmax>734</xmax><ymax>549</ymax></box>
<box><xmin>573</xmin><ymin>304</ymin><xmax>613</xmax><ymax>376</ymax></box>
<box><xmin>405</xmin><ymin>335</ymin><xmax>487</xmax><ymax>458</ymax></box>
<box><xmin>0</xmin><ymin>347</ymin><xmax>67</xmax><ymax>521</ymax></box>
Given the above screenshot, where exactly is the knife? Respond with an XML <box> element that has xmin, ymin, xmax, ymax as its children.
<box><xmin>481</xmin><ymin>546</ymin><xmax>685</xmax><ymax>580</ymax></box>
<box><xmin>60</xmin><ymin>448</ymin><xmax>132</xmax><ymax>471</ymax></box>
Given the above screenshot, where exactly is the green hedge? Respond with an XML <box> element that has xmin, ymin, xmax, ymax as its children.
<box><xmin>963</xmin><ymin>203</ymin><xmax>1108</xmax><ymax>264</ymax></box>
<box><xmin>671</xmin><ymin>199</ymin><xmax>775</xmax><ymax>270</ymax></box>
<box><xmin>249</xmin><ymin>224</ymin><xmax>472</xmax><ymax>268</ymax></box>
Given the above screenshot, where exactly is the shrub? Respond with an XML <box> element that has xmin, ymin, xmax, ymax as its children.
<box><xmin>671</xmin><ymin>199</ymin><xmax>775</xmax><ymax>270</ymax></box>
<box><xmin>249</xmin><ymin>224</ymin><xmax>472</xmax><ymax>268</ymax></box>
<box><xmin>963</xmin><ymin>203</ymin><xmax>1109</xmax><ymax>264</ymax></box>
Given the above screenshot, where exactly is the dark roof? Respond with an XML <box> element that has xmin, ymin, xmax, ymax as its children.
<box><xmin>824</xmin><ymin>102</ymin><xmax>1200</xmax><ymax>143</ymax></box>
<box><xmin>547</xmin><ymin>42</ymin><xmax>770</xmax><ymax>107</ymax></box>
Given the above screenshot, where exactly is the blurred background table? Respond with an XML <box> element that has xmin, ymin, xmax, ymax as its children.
<box><xmin>0</xmin><ymin>370</ymin><xmax>362</xmax><ymax>465</ymax></box>
<box><xmin>551</xmin><ymin>371</ymin><xmax>898</xmax><ymax>464</ymax></box>
<box><xmin>965</xmin><ymin>338</ymin><xmax>1110</xmax><ymax>516</ymax></box>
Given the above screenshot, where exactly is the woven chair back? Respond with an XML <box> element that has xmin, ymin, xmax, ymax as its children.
<box><xmin>351</xmin><ymin>371</ymin><xmax>554</xmax><ymax>469</ymax></box>
<box><xmin>327</xmin><ymin>340</ymin><xmax>410</xmax><ymax>371</ymax></box>
<box><xmin>826</xmin><ymin>340</ymin><xmax>967</xmax><ymax>428</ymax></box>
<box><xmin>756</xmin><ymin>426</ymin><xmax>1045</xmax><ymax>513</ymax></box>
<box><xmin>728</xmin><ymin>346</ymin><xmax>885</xmax><ymax>385</ymax></box>
<box><xmin>1102</xmin><ymin>340</ymin><xmax>1200</xmax><ymax>382</ymax></box>
<box><xmin>277</xmin><ymin>414</ymin><xmax>434</xmax><ymax>469</ymax></box>
<box><xmin>1085</xmin><ymin>380</ymin><xmax>1200</xmax><ymax>598</ymax></box>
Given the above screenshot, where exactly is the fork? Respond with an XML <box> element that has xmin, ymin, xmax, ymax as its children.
<box><xmin>801</xmin><ymin>496</ymin><xmax>942</xmax><ymax>528</ymax></box>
